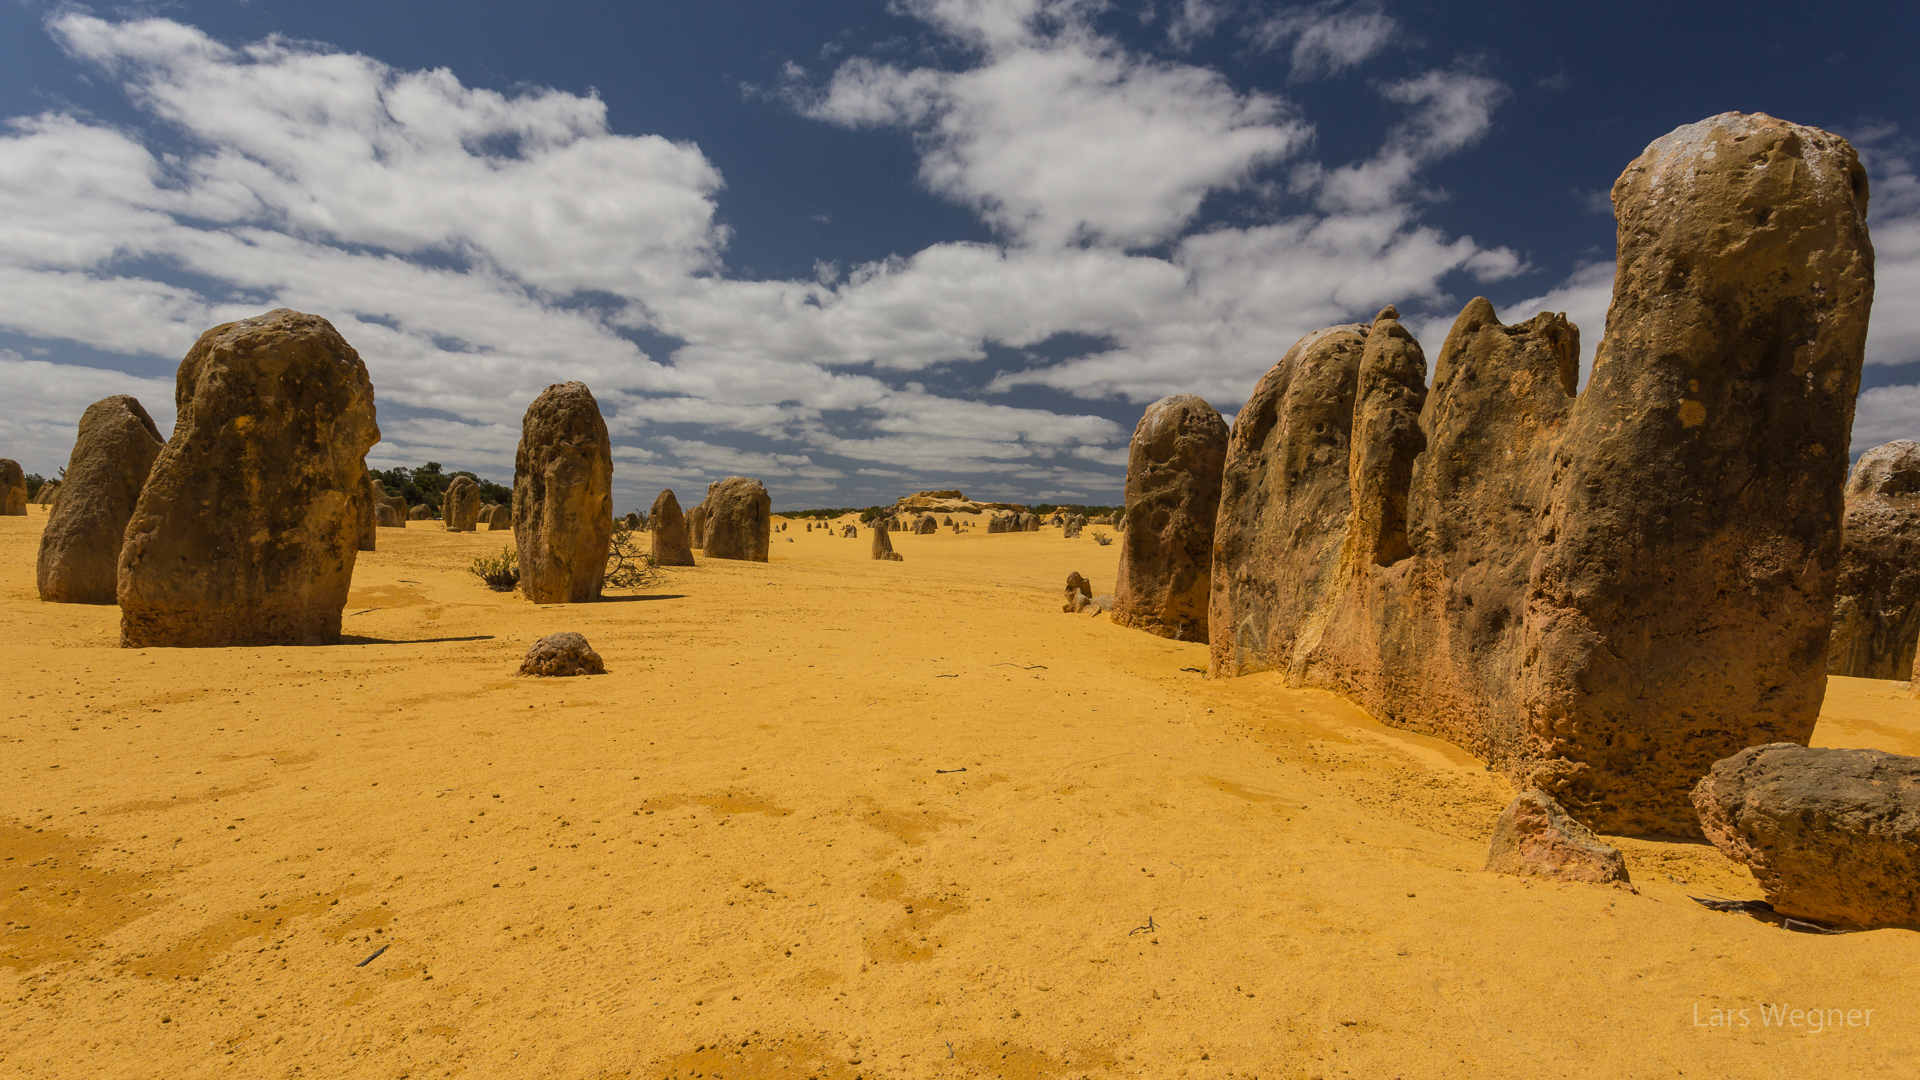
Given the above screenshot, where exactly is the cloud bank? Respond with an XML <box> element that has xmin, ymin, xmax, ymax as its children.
<box><xmin>7</xmin><ymin>4</ymin><xmax>1909</xmax><ymax>505</ymax></box>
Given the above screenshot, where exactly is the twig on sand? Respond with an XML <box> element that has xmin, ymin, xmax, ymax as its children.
<box><xmin>1689</xmin><ymin>895</ymin><xmax>1773</xmax><ymax>914</ymax></box>
<box><xmin>936</xmin><ymin>768</ymin><xmax>967</xmax><ymax>775</ymax></box>
<box><xmin>990</xmin><ymin>663</ymin><xmax>1047</xmax><ymax>671</ymax></box>
<box><xmin>1688</xmin><ymin>895</ymin><xmax>1856</xmax><ymax>934</ymax></box>
<box><xmin>347</xmin><ymin>609</ymin><xmax>377</xmax><ymax>617</ymax></box>
<box><xmin>1129</xmin><ymin>916</ymin><xmax>1157</xmax><ymax>936</ymax></box>
<box><xmin>356</xmin><ymin>944</ymin><xmax>389</xmax><ymax>967</ymax></box>
<box><xmin>934</xmin><ymin>674</ymin><xmax>959</xmax><ymax>678</ymax></box>
<box><xmin>1783</xmin><ymin>918</ymin><xmax>1853</xmax><ymax>934</ymax></box>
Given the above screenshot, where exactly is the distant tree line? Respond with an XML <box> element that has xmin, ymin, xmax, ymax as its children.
<box><xmin>370</xmin><ymin>462</ymin><xmax>512</xmax><ymax>510</ymax></box>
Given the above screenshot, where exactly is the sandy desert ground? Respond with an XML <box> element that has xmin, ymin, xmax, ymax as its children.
<box><xmin>3</xmin><ymin>507</ymin><xmax>1917</xmax><ymax>1079</ymax></box>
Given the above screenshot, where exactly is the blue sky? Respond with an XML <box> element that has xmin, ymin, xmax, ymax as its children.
<box><xmin>1</xmin><ymin>1</ymin><xmax>1915</xmax><ymax>511</ymax></box>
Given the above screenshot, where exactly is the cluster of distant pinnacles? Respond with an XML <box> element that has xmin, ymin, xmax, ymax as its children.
<box><xmin>2</xmin><ymin>112</ymin><xmax>1913</xmax><ymax>931</ymax></box>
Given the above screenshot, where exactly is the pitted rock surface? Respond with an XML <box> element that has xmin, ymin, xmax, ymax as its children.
<box><xmin>1209</xmin><ymin>114</ymin><xmax>1872</xmax><ymax>834</ymax></box>
<box><xmin>512</xmin><ymin>382</ymin><xmax>613</xmax><ymax>604</ymax></box>
<box><xmin>1693</xmin><ymin>745</ymin><xmax>1920</xmax><ymax>927</ymax></box>
<box><xmin>118</xmin><ymin>309</ymin><xmax>380</xmax><ymax>647</ymax></box>
<box><xmin>518</xmin><ymin>632</ymin><xmax>607</xmax><ymax>677</ymax></box>
<box><xmin>1828</xmin><ymin>440</ymin><xmax>1920</xmax><ymax>678</ymax></box>
<box><xmin>1111</xmin><ymin>395</ymin><xmax>1229</xmax><ymax>642</ymax></box>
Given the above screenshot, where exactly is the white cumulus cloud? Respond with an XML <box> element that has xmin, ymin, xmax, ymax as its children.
<box><xmin>1</xmin><ymin>6</ymin><xmax>1540</xmax><ymax>508</ymax></box>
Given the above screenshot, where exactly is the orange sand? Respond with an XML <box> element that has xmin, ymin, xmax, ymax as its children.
<box><xmin>3</xmin><ymin>506</ymin><xmax>1916</xmax><ymax>1078</ymax></box>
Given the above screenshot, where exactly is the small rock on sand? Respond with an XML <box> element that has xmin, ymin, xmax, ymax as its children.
<box><xmin>1485</xmin><ymin>789</ymin><xmax>1629</xmax><ymax>884</ymax></box>
<box><xmin>1063</xmin><ymin>572</ymin><xmax>1093</xmax><ymax>612</ymax></box>
<box><xmin>518</xmin><ymin>632</ymin><xmax>607</xmax><ymax>677</ymax></box>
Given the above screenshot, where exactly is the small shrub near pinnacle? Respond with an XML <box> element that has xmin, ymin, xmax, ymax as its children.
<box><xmin>605</xmin><ymin>522</ymin><xmax>661</xmax><ymax>590</ymax></box>
<box><xmin>470</xmin><ymin>546</ymin><xmax>520</xmax><ymax>591</ymax></box>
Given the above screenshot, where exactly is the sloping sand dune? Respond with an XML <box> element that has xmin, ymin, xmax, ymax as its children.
<box><xmin>3</xmin><ymin>508</ymin><xmax>1916</xmax><ymax>1078</ymax></box>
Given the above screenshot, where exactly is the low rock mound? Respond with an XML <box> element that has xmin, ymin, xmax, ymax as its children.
<box><xmin>893</xmin><ymin>489</ymin><xmax>1027</xmax><ymax>517</ymax></box>
<box><xmin>1692</xmin><ymin>744</ymin><xmax>1920</xmax><ymax>928</ymax></box>
<box><xmin>518</xmin><ymin>632</ymin><xmax>607</xmax><ymax>677</ymax></box>
<box><xmin>1485</xmin><ymin>790</ymin><xmax>1630</xmax><ymax>884</ymax></box>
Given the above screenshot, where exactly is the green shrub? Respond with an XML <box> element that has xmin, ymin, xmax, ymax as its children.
<box><xmin>470</xmin><ymin>546</ymin><xmax>520</xmax><ymax>591</ymax></box>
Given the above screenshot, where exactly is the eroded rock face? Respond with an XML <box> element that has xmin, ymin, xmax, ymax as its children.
<box><xmin>871</xmin><ymin>520</ymin><xmax>904</xmax><ymax>562</ymax></box>
<box><xmin>1210</xmin><ymin>321</ymin><xmax>1370</xmax><ymax>678</ymax></box>
<box><xmin>1827</xmin><ymin>441</ymin><xmax>1920</xmax><ymax>678</ymax></box>
<box><xmin>357</xmin><ymin>469</ymin><xmax>377</xmax><ymax>551</ymax></box>
<box><xmin>118</xmin><ymin>310</ymin><xmax>380</xmax><ymax>647</ymax></box>
<box><xmin>1111</xmin><ymin>395</ymin><xmax>1229</xmax><ymax>642</ymax></box>
<box><xmin>912</xmin><ymin>514</ymin><xmax>937</xmax><ymax>535</ymax></box>
<box><xmin>443</xmin><ymin>475</ymin><xmax>481</xmax><ymax>532</ymax></box>
<box><xmin>1693</xmin><ymin>744</ymin><xmax>1920</xmax><ymax>927</ymax></box>
<box><xmin>518</xmin><ymin>632</ymin><xmax>607</xmax><ymax>677</ymax></box>
<box><xmin>1485</xmin><ymin>789</ymin><xmax>1630</xmax><ymax>884</ymax></box>
<box><xmin>408</xmin><ymin>503</ymin><xmax>433</xmax><ymax>521</ymax></box>
<box><xmin>703</xmin><ymin>477</ymin><xmax>770</xmax><ymax>562</ymax></box>
<box><xmin>374</xmin><ymin>502</ymin><xmax>402</xmax><ymax>528</ymax></box>
<box><xmin>0</xmin><ymin>459</ymin><xmax>24</xmax><ymax>515</ymax></box>
<box><xmin>32</xmin><ymin>480</ymin><xmax>60</xmax><ymax>507</ymax></box>
<box><xmin>36</xmin><ymin>396</ymin><xmax>166</xmax><ymax>604</ymax></box>
<box><xmin>1209</xmin><ymin>114</ymin><xmax>1873</xmax><ymax>835</ymax></box>
<box><xmin>488</xmin><ymin>502</ymin><xmax>512</xmax><ymax>530</ymax></box>
<box><xmin>1521</xmin><ymin>113</ymin><xmax>1870</xmax><ymax>832</ymax></box>
<box><xmin>687</xmin><ymin>501</ymin><xmax>709</xmax><ymax>549</ymax></box>
<box><xmin>513</xmin><ymin>382</ymin><xmax>613</xmax><ymax>604</ymax></box>
<box><xmin>650</xmin><ymin>488</ymin><xmax>695</xmax><ymax>567</ymax></box>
